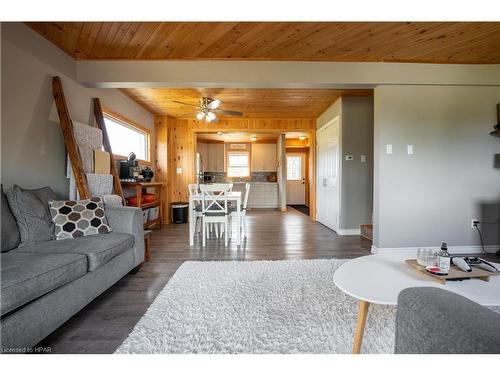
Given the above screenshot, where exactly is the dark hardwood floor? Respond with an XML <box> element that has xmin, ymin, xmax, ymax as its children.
<box><xmin>38</xmin><ymin>208</ymin><xmax>371</xmax><ymax>353</ymax></box>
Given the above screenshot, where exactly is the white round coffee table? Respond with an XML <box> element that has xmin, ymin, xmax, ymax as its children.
<box><xmin>333</xmin><ymin>253</ymin><xmax>500</xmax><ymax>354</ymax></box>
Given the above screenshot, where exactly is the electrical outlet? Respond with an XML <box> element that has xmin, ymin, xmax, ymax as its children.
<box><xmin>471</xmin><ymin>219</ymin><xmax>479</xmax><ymax>228</ymax></box>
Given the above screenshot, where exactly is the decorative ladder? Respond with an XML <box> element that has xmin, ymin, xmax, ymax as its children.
<box><xmin>52</xmin><ymin>76</ymin><xmax>124</xmax><ymax>201</ymax></box>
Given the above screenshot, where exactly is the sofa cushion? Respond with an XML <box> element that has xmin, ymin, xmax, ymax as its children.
<box><xmin>1</xmin><ymin>187</ymin><xmax>20</xmax><ymax>252</ymax></box>
<box><xmin>1</xmin><ymin>252</ymin><xmax>87</xmax><ymax>315</ymax></box>
<box><xmin>5</xmin><ymin>185</ymin><xmax>57</xmax><ymax>247</ymax></box>
<box><xmin>17</xmin><ymin>233</ymin><xmax>134</xmax><ymax>272</ymax></box>
<box><xmin>49</xmin><ymin>197</ymin><xmax>112</xmax><ymax>240</ymax></box>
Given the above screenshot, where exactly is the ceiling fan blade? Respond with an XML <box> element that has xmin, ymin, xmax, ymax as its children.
<box><xmin>208</xmin><ymin>99</ymin><xmax>223</xmax><ymax>110</ymax></box>
<box><xmin>214</xmin><ymin>109</ymin><xmax>243</xmax><ymax>116</ymax></box>
<box><xmin>171</xmin><ymin>100</ymin><xmax>202</xmax><ymax>109</ymax></box>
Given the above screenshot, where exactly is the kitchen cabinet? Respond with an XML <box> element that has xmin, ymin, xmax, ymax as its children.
<box><xmin>246</xmin><ymin>182</ymin><xmax>278</xmax><ymax>208</ymax></box>
<box><xmin>251</xmin><ymin>143</ymin><xmax>277</xmax><ymax>172</ymax></box>
<box><xmin>198</xmin><ymin>142</ymin><xmax>225</xmax><ymax>172</ymax></box>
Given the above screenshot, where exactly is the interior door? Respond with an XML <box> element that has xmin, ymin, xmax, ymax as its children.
<box><xmin>316</xmin><ymin>117</ymin><xmax>340</xmax><ymax>231</ymax></box>
<box><xmin>286</xmin><ymin>153</ymin><xmax>306</xmax><ymax>205</ymax></box>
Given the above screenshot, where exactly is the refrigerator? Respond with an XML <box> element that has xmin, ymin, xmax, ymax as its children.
<box><xmin>196</xmin><ymin>153</ymin><xmax>204</xmax><ymax>186</ymax></box>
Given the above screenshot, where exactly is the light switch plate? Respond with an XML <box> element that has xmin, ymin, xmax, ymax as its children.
<box><xmin>360</xmin><ymin>155</ymin><xmax>366</xmax><ymax>163</ymax></box>
<box><xmin>386</xmin><ymin>144</ymin><xmax>393</xmax><ymax>154</ymax></box>
<box><xmin>176</xmin><ymin>167</ymin><xmax>182</xmax><ymax>174</ymax></box>
<box><xmin>407</xmin><ymin>144</ymin><xmax>414</xmax><ymax>155</ymax></box>
<box><xmin>345</xmin><ymin>155</ymin><xmax>354</xmax><ymax>161</ymax></box>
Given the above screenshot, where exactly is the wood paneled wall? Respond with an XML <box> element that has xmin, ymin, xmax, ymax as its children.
<box><xmin>185</xmin><ymin>118</ymin><xmax>316</xmax><ymax>131</ymax></box>
<box><xmin>155</xmin><ymin>116</ymin><xmax>317</xmax><ymax>223</ymax></box>
<box><xmin>154</xmin><ymin>116</ymin><xmax>172</xmax><ymax>223</ymax></box>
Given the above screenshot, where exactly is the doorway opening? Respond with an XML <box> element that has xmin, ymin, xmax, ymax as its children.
<box><xmin>285</xmin><ymin>133</ymin><xmax>311</xmax><ymax>216</ymax></box>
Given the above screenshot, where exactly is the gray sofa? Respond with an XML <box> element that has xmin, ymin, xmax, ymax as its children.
<box><xmin>395</xmin><ymin>287</ymin><xmax>500</xmax><ymax>354</ymax></box>
<box><xmin>1</xmin><ymin>189</ymin><xmax>144</xmax><ymax>350</ymax></box>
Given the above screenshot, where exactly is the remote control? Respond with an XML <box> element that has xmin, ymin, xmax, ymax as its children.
<box><xmin>465</xmin><ymin>257</ymin><xmax>482</xmax><ymax>266</ymax></box>
<box><xmin>476</xmin><ymin>258</ymin><xmax>498</xmax><ymax>273</ymax></box>
<box><xmin>452</xmin><ymin>257</ymin><xmax>471</xmax><ymax>272</ymax></box>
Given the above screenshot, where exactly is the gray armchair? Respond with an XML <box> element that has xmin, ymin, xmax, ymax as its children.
<box><xmin>395</xmin><ymin>287</ymin><xmax>500</xmax><ymax>354</ymax></box>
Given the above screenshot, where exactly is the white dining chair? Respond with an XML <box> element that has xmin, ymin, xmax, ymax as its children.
<box><xmin>200</xmin><ymin>183</ymin><xmax>232</xmax><ymax>246</ymax></box>
<box><xmin>188</xmin><ymin>183</ymin><xmax>202</xmax><ymax>235</ymax></box>
<box><xmin>228</xmin><ymin>182</ymin><xmax>251</xmax><ymax>238</ymax></box>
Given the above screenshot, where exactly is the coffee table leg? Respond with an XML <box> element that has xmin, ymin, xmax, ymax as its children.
<box><xmin>352</xmin><ymin>300</ymin><xmax>370</xmax><ymax>354</ymax></box>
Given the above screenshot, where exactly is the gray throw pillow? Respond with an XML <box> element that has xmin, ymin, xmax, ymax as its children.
<box><xmin>49</xmin><ymin>197</ymin><xmax>112</xmax><ymax>240</ymax></box>
<box><xmin>6</xmin><ymin>185</ymin><xmax>57</xmax><ymax>247</ymax></box>
<box><xmin>1</xmin><ymin>185</ymin><xmax>21</xmax><ymax>251</ymax></box>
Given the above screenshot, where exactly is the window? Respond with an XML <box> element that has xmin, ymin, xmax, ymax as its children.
<box><xmin>103</xmin><ymin>113</ymin><xmax>150</xmax><ymax>162</ymax></box>
<box><xmin>227</xmin><ymin>151</ymin><xmax>250</xmax><ymax>177</ymax></box>
<box><xmin>287</xmin><ymin>155</ymin><xmax>303</xmax><ymax>181</ymax></box>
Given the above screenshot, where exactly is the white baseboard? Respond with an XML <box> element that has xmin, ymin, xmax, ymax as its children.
<box><xmin>337</xmin><ymin>229</ymin><xmax>361</xmax><ymax>235</ymax></box>
<box><xmin>371</xmin><ymin>245</ymin><xmax>499</xmax><ymax>254</ymax></box>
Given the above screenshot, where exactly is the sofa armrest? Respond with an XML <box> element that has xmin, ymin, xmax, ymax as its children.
<box><xmin>395</xmin><ymin>287</ymin><xmax>500</xmax><ymax>354</ymax></box>
<box><xmin>105</xmin><ymin>206</ymin><xmax>145</xmax><ymax>267</ymax></box>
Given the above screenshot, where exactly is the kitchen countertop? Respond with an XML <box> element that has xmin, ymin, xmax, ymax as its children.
<box><xmin>232</xmin><ymin>181</ymin><xmax>277</xmax><ymax>184</ymax></box>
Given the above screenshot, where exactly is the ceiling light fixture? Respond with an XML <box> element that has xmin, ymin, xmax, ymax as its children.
<box><xmin>196</xmin><ymin>112</ymin><xmax>205</xmax><ymax>121</ymax></box>
<box><xmin>217</xmin><ymin>131</ymin><xmax>223</xmax><ymax>136</ymax></box>
<box><xmin>206</xmin><ymin>111</ymin><xmax>217</xmax><ymax>122</ymax></box>
<box><xmin>250</xmin><ymin>136</ymin><xmax>258</xmax><ymax>141</ymax></box>
<box><xmin>299</xmin><ymin>135</ymin><xmax>307</xmax><ymax>140</ymax></box>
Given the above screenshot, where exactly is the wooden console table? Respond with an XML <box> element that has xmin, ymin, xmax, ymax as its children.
<box><xmin>121</xmin><ymin>181</ymin><xmax>163</xmax><ymax>229</ymax></box>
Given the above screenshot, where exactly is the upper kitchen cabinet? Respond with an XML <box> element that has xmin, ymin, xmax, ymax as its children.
<box><xmin>200</xmin><ymin>142</ymin><xmax>225</xmax><ymax>172</ymax></box>
<box><xmin>251</xmin><ymin>143</ymin><xmax>277</xmax><ymax>172</ymax></box>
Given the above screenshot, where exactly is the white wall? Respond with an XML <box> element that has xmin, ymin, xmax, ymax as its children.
<box><xmin>1</xmin><ymin>23</ymin><xmax>154</xmax><ymax>197</ymax></box>
<box><xmin>316</xmin><ymin>96</ymin><xmax>374</xmax><ymax>232</ymax></box>
<box><xmin>341</xmin><ymin>97</ymin><xmax>374</xmax><ymax>230</ymax></box>
<box><xmin>373</xmin><ymin>85</ymin><xmax>500</xmax><ymax>251</ymax></box>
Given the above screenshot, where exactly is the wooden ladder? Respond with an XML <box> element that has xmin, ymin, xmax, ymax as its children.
<box><xmin>52</xmin><ymin>76</ymin><xmax>124</xmax><ymax>201</ymax></box>
<box><xmin>93</xmin><ymin>97</ymin><xmax>125</xmax><ymax>202</ymax></box>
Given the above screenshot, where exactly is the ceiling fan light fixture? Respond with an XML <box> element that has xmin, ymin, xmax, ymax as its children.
<box><xmin>208</xmin><ymin>99</ymin><xmax>223</xmax><ymax>110</ymax></box>
<box><xmin>206</xmin><ymin>111</ymin><xmax>217</xmax><ymax>122</ymax></box>
<box><xmin>196</xmin><ymin>112</ymin><xmax>205</xmax><ymax>121</ymax></box>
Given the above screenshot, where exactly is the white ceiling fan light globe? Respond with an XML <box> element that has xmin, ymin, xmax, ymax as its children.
<box><xmin>208</xmin><ymin>99</ymin><xmax>223</xmax><ymax>110</ymax></box>
<box><xmin>206</xmin><ymin>111</ymin><xmax>217</xmax><ymax>122</ymax></box>
<box><xmin>196</xmin><ymin>112</ymin><xmax>206</xmax><ymax>120</ymax></box>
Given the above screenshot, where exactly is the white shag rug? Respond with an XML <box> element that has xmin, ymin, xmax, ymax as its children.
<box><xmin>116</xmin><ymin>259</ymin><xmax>397</xmax><ymax>354</ymax></box>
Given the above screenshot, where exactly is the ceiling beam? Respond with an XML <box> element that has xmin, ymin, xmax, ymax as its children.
<box><xmin>76</xmin><ymin>60</ymin><xmax>500</xmax><ymax>88</ymax></box>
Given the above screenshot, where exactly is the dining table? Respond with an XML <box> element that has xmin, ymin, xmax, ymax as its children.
<box><xmin>188</xmin><ymin>191</ymin><xmax>242</xmax><ymax>246</ymax></box>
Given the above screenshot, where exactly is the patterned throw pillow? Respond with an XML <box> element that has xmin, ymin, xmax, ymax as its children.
<box><xmin>49</xmin><ymin>197</ymin><xmax>112</xmax><ymax>240</ymax></box>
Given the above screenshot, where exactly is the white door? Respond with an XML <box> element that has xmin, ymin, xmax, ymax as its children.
<box><xmin>286</xmin><ymin>153</ymin><xmax>306</xmax><ymax>205</ymax></box>
<box><xmin>316</xmin><ymin>117</ymin><xmax>340</xmax><ymax>231</ymax></box>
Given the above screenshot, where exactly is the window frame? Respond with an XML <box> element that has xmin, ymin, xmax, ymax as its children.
<box><xmin>226</xmin><ymin>149</ymin><xmax>251</xmax><ymax>178</ymax></box>
<box><xmin>102</xmin><ymin>107</ymin><xmax>152</xmax><ymax>165</ymax></box>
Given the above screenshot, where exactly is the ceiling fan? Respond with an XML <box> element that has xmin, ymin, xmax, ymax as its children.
<box><xmin>173</xmin><ymin>97</ymin><xmax>243</xmax><ymax>122</ymax></box>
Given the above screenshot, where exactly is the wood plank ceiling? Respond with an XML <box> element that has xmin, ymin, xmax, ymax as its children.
<box><xmin>27</xmin><ymin>22</ymin><xmax>500</xmax><ymax>64</ymax></box>
<box><xmin>121</xmin><ymin>88</ymin><xmax>373</xmax><ymax>118</ymax></box>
